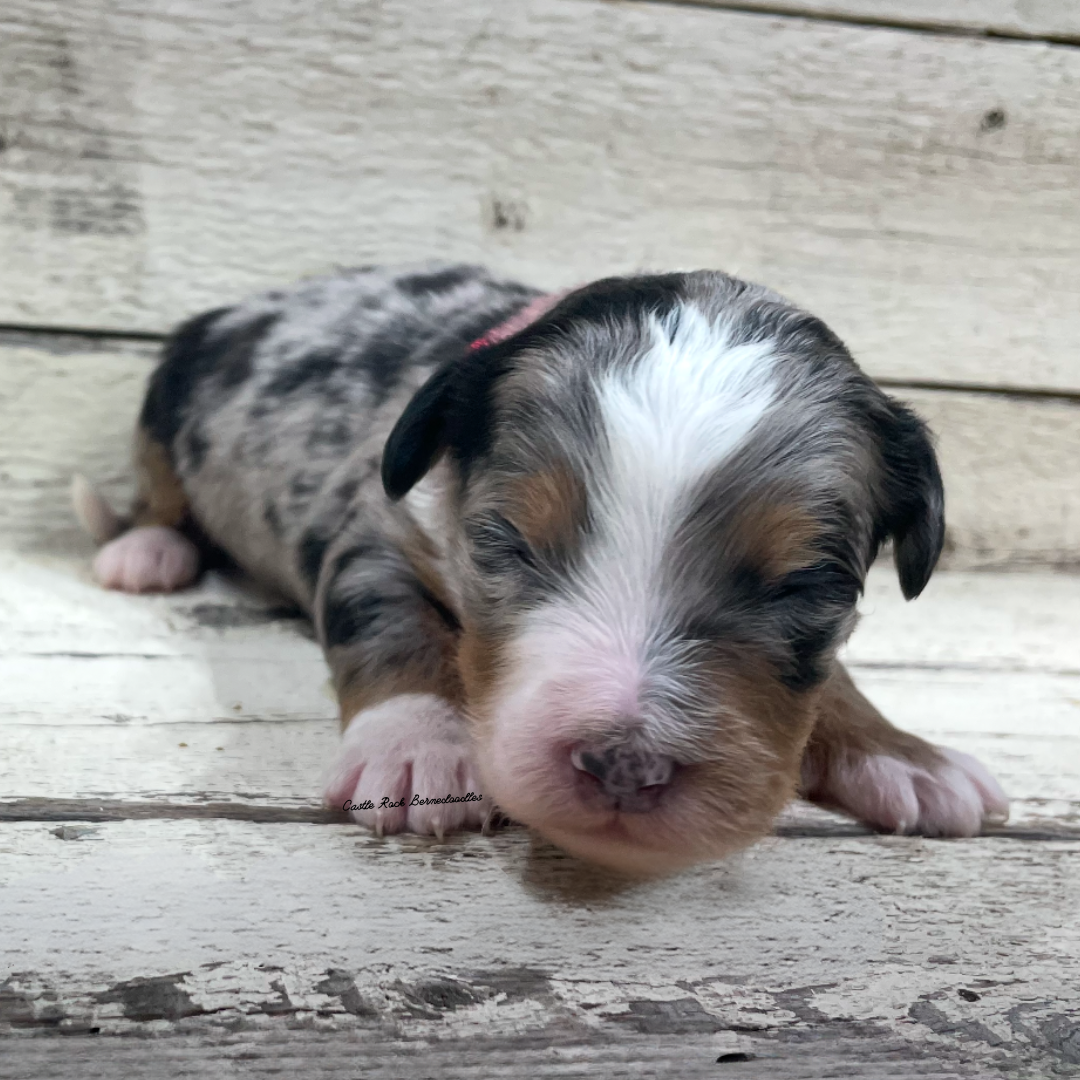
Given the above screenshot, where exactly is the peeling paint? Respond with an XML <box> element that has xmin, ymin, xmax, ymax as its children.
<box><xmin>95</xmin><ymin>975</ymin><xmax>204</xmax><ymax>1023</ymax></box>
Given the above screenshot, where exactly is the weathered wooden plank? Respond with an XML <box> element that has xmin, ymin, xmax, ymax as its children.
<box><xmin>4</xmin><ymin>340</ymin><xmax>1079</xmax><ymax>567</ymax></box>
<box><xmin>3</xmin><ymin>1</ymin><xmax>1080</xmax><ymax>391</ymax></box>
<box><xmin>0</xmin><ymin>339</ymin><xmax>151</xmax><ymax>557</ymax></box>
<box><xmin>0</xmin><ymin>720</ymin><xmax>338</xmax><ymax>806</ymax></box>
<box><xmin>897</xmin><ymin>389</ymin><xmax>1080</xmax><ymax>570</ymax></box>
<box><xmin>687</xmin><ymin>0</ymin><xmax>1080</xmax><ymax>42</ymax></box>
<box><xmin>850</xmin><ymin>567</ymin><xmax>1080</xmax><ymax>672</ymax></box>
<box><xmin>0</xmin><ymin>1030</ymin><xmax>1016</xmax><ymax>1079</ymax></box>
<box><xmin>0</xmin><ymin>1029</ymin><xmax>1037</xmax><ymax>1079</ymax></box>
<box><xmin>1</xmin><ymin>820</ymin><xmax>1076</xmax><ymax>1077</ymax></box>
<box><xmin>2</xmin><ymin>797</ymin><xmax>1075</xmax><ymax>846</ymax></box>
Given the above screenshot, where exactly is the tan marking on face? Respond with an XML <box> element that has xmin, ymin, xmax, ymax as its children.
<box><xmin>131</xmin><ymin>427</ymin><xmax>190</xmax><ymax>529</ymax></box>
<box><xmin>456</xmin><ymin>625</ymin><xmax>509</xmax><ymax>739</ymax></box>
<box><xmin>732</xmin><ymin>501</ymin><xmax>823</xmax><ymax>579</ymax></box>
<box><xmin>681</xmin><ymin>649</ymin><xmax>820</xmax><ymax>846</ymax></box>
<box><xmin>506</xmin><ymin>463</ymin><xmax>587</xmax><ymax>555</ymax></box>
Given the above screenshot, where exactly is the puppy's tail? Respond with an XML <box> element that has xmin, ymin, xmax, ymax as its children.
<box><xmin>71</xmin><ymin>474</ymin><xmax>129</xmax><ymax>544</ymax></box>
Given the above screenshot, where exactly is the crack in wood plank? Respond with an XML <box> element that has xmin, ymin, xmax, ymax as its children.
<box><xmin>2</xmin><ymin>797</ymin><xmax>1077</xmax><ymax>840</ymax></box>
<box><xmin>651</xmin><ymin>0</ymin><xmax>1080</xmax><ymax>46</ymax></box>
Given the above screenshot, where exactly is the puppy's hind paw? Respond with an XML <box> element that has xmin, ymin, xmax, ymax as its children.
<box><xmin>93</xmin><ymin>526</ymin><xmax>201</xmax><ymax>593</ymax></box>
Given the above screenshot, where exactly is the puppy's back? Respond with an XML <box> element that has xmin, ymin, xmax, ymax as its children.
<box><xmin>127</xmin><ymin>264</ymin><xmax>540</xmax><ymax>602</ymax></box>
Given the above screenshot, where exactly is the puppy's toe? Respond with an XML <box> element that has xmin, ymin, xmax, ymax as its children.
<box><xmin>407</xmin><ymin>749</ymin><xmax>486</xmax><ymax>838</ymax></box>
<box><xmin>324</xmin><ymin>693</ymin><xmax>487</xmax><ymax>839</ymax></box>
<box><xmin>818</xmin><ymin>746</ymin><xmax>1009</xmax><ymax>837</ymax></box>
<box><xmin>94</xmin><ymin>526</ymin><xmax>200</xmax><ymax>593</ymax></box>
<box><xmin>934</xmin><ymin>747</ymin><xmax>1010</xmax><ymax>828</ymax></box>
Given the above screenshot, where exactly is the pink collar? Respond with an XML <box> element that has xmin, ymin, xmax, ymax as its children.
<box><xmin>468</xmin><ymin>289</ymin><xmax>571</xmax><ymax>351</ymax></box>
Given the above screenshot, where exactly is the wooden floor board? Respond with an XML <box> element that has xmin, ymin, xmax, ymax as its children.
<box><xmin>1</xmin><ymin>549</ymin><xmax>1077</xmax><ymax>1072</ymax></box>
<box><xmin>1</xmin><ymin>820</ymin><xmax>1076</xmax><ymax>1076</ymax></box>
<box><xmin>5</xmin><ymin>0</ymin><xmax>1080</xmax><ymax>394</ymax></box>
<box><xmin>1</xmin><ymin>551</ymin><xmax>1078</xmax><ymax>826</ymax></box>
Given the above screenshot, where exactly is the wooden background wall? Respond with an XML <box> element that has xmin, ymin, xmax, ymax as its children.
<box><xmin>1</xmin><ymin>0</ymin><xmax>1077</xmax><ymax>567</ymax></box>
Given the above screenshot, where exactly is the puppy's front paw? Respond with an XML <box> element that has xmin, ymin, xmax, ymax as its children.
<box><xmin>324</xmin><ymin>693</ymin><xmax>487</xmax><ymax>838</ymax></box>
<box><xmin>803</xmin><ymin>743</ymin><xmax>1009</xmax><ymax>838</ymax></box>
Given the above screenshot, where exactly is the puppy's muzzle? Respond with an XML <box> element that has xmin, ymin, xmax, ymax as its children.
<box><xmin>570</xmin><ymin>741</ymin><xmax>675</xmax><ymax>813</ymax></box>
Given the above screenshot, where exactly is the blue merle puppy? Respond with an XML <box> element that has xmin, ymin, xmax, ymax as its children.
<box><xmin>75</xmin><ymin>263</ymin><xmax>1008</xmax><ymax>874</ymax></box>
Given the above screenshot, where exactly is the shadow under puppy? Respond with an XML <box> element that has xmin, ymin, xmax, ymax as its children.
<box><xmin>75</xmin><ymin>264</ymin><xmax>1008</xmax><ymax>874</ymax></box>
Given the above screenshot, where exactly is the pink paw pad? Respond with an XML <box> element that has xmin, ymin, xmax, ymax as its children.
<box><xmin>324</xmin><ymin>693</ymin><xmax>488</xmax><ymax>839</ymax></box>
<box><xmin>93</xmin><ymin>526</ymin><xmax>201</xmax><ymax>593</ymax></box>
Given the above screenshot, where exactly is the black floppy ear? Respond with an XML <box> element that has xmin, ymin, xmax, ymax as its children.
<box><xmin>381</xmin><ymin>363</ymin><xmax>455</xmax><ymax>501</ymax></box>
<box><xmin>872</xmin><ymin>397</ymin><xmax>946</xmax><ymax>600</ymax></box>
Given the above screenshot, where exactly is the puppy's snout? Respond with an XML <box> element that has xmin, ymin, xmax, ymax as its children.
<box><xmin>570</xmin><ymin>742</ymin><xmax>675</xmax><ymax>813</ymax></box>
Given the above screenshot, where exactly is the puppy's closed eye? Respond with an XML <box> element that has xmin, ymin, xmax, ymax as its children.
<box><xmin>772</xmin><ymin>563</ymin><xmax>861</xmax><ymax>608</ymax></box>
<box><xmin>466</xmin><ymin>513</ymin><xmax>537</xmax><ymax>576</ymax></box>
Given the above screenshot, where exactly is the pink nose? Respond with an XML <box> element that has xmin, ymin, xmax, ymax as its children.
<box><xmin>570</xmin><ymin>743</ymin><xmax>675</xmax><ymax>813</ymax></box>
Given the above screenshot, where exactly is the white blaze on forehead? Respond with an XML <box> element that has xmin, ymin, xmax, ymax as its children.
<box><xmin>577</xmin><ymin>303</ymin><xmax>778</xmax><ymax>639</ymax></box>
<box><xmin>487</xmin><ymin>304</ymin><xmax>779</xmax><ymax>755</ymax></box>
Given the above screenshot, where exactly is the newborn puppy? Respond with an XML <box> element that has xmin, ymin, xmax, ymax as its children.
<box><xmin>76</xmin><ymin>264</ymin><xmax>1008</xmax><ymax>874</ymax></box>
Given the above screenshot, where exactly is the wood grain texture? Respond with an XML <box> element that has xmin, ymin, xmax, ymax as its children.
<box><xmin>684</xmin><ymin>0</ymin><xmax>1080</xmax><ymax>42</ymax></box>
<box><xmin>0</xmin><ymin>338</ymin><xmax>154</xmax><ymax>557</ymax></box>
<box><xmin>3</xmin><ymin>0</ymin><xmax>1080</xmax><ymax>392</ymax></box>
<box><xmin>0</xmin><ymin>1033</ymin><xmax>1029</xmax><ymax>1080</ymax></box>
<box><xmin>1</xmin><ymin>820</ymin><xmax>1077</xmax><ymax>1077</ymax></box>
<box><xmin>898</xmin><ymin>388</ymin><xmax>1080</xmax><ymax>570</ymax></box>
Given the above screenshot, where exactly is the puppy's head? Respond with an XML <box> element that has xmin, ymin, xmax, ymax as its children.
<box><xmin>383</xmin><ymin>272</ymin><xmax>944</xmax><ymax>874</ymax></box>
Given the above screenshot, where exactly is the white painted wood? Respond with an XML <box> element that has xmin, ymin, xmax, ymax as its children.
<box><xmin>0</xmin><ymin>555</ymin><xmax>336</xmax><ymax>727</ymax></box>
<box><xmin>3</xmin><ymin>676</ymin><xmax>1074</xmax><ymax>826</ymax></box>
<box><xmin>0</xmin><ymin>340</ymin><xmax>152</xmax><ymax>558</ymax></box>
<box><xmin>4</xmin><ymin>341</ymin><xmax>1079</xmax><ymax>569</ymax></box>
<box><xmin>0</xmin><ymin>721</ymin><xmax>338</xmax><ymax>807</ymax></box>
<box><xmin>898</xmin><ymin>388</ymin><xmax>1080</xmax><ymax>571</ymax></box>
<box><xmin>0</xmin><ymin>1037</ymin><xmax>1009</xmax><ymax>1080</ymax></box>
<box><xmin>695</xmin><ymin>0</ymin><xmax>1080</xmax><ymax>40</ymax></box>
<box><xmin>848</xmin><ymin>568</ymin><xmax>1080</xmax><ymax>673</ymax></box>
<box><xmin>3</xmin><ymin>1</ymin><xmax>1080</xmax><ymax>391</ymax></box>
<box><xmin>1</xmin><ymin>819</ymin><xmax>1077</xmax><ymax>1076</ymax></box>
